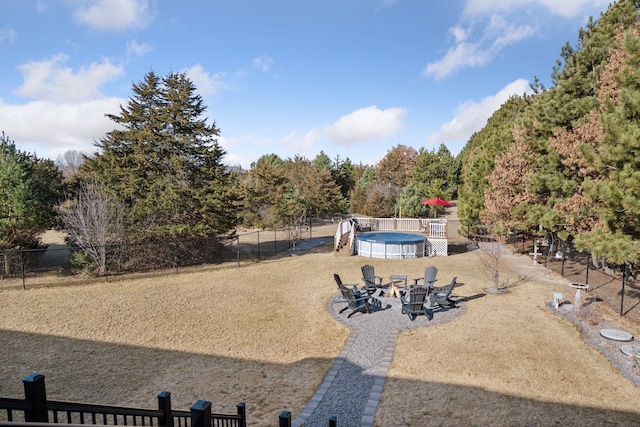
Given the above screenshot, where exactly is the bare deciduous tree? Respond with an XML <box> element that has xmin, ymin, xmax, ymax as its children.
<box><xmin>55</xmin><ymin>150</ymin><xmax>86</xmax><ymax>182</ymax></box>
<box><xmin>60</xmin><ymin>180</ymin><xmax>124</xmax><ymax>275</ymax></box>
<box><xmin>476</xmin><ymin>236</ymin><xmax>509</xmax><ymax>291</ymax></box>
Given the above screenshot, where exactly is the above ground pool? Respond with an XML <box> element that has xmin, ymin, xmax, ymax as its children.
<box><xmin>355</xmin><ymin>232</ymin><xmax>426</xmax><ymax>259</ymax></box>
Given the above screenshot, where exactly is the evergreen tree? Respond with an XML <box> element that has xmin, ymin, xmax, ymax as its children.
<box><xmin>412</xmin><ymin>144</ymin><xmax>459</xmax><ymax>201</ymax></box>
<box><xmin>332</xmin><ymin>155</ymin><xmax>356</xmax><ymax>201</ymax></box>
<box><xmin>0</xmin><ymin>133</ymin><xmax>63</xmax><ymax>249</ymax></box>
<box><xmin>312</xmin><ymin>151</ymin><xmax>332</xmax><ymax>171</ymax></box>
<box><xmin>82</xmin><ymin>71</ymin><xmax>239</xmax><ymax>240</ymax></box>
<box><xmin>376</xmin><ymin>144</ymin><xmax>418</xmax><ymax>188</ymax></box>
<box><xmin>457</xmin><ymin>95</ymin><xmax>528</xmax><ymax>225</ymax></box>
<box><xmin>241</xmin><ymin>154</ymin><xmax>288</xmax><ymax>228</ymax></box>
<box><xmin>396</xmin><ymin>182</ymin><xmax>427</xmax><ymax>218</ymax></box>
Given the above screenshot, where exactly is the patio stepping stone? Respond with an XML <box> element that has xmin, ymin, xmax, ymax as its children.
<box><xmin>600</xmin><ymin>328</ymin><xmax>634</xmax><ymax>342</ymax></box>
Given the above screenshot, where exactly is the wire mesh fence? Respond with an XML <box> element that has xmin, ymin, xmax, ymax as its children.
<box><xmin>0</xmin><ymin>219</ymin><xmax>336</xmax><ymax>290</ymax></box>
<box><xmin>505</xmin><ymin>231</ymin><xmax>640</xmax><ymax>318</ymax></box>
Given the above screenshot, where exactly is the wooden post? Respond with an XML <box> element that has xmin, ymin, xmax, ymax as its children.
<box><xmin>23</xmin><ymin>373</ymin><xmax>48</xmax><ymax>422</ymax></box>
<box><xmin>278</xmin><ymin>411</ymin><xmax>291</xmax><ymax>427</ymax></box>
<box><xmin>236</xmin><ymin>402</ymin><xmax>246</xmax><ymax>427</ymax></box>
<box><xmin>190</xmin><ymin>400</ymin><xmax>211</xmax><ymax>427</ymax></box>
<box><xmin>157</xmin><ymin>391</ymin><xmax>173</xmax><ymax>427</ymax></box>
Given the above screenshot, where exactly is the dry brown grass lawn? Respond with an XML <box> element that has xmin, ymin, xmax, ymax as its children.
<box><xmin>1</xmin><ymin>240</ymin><xmax>640</xmax><ymax>426</ymax></box>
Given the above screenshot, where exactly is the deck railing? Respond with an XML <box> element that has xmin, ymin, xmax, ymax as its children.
<box><xmin>351</xmin><ymin>217</ymin><xmax>447</xmax><ymax>238</ymax></box>
<box><xmin>1</xmin><ymin>374</ymin><xmax>345</xmax><ymax>427</ymax></box>
<box><xmin>0</xmin><ymin>374</ymin><xmax>245</xmax><ymax>427</ymax></box>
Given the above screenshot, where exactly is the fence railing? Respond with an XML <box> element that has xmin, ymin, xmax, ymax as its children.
<box><xmin>351</xmin><ymin>217</ymin><xmax>448</xmax><ymax>238</ymax></box>
<box><xmin>0</xmin><ymin>374</ymin><xmax>245</xmax><ymax>427</ymax></box>
<box><xmin>1</xmin><ymin>374</ymin><xmax>344</xmax><ymax>427</ymax></box>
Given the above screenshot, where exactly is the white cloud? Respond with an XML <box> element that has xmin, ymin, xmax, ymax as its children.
<box><xmin>424</xmin><ymin>0</ymin><xmax>610</xmax><ymax>80</ymax></box>
<box><xmin>252</xmin><ymin>55</ymin><xmax>274</xmax><ymax>72</ymax></box>
<box><xmin>0</xmin><ymin>28</ymin><xmax>16</xmax><ymax>43</ymax></box>
<box><xmin>184</xmin><ymin>64</ymin><xmax>227</xmax><ymax>97</ymax></box>
<box><xmin>423</xmin><ymin>17</ymin><xmax>534</xmax><ymax>79</ymax></box>
<box><xmin>0</xmin><ymin>97</ymin><xmax>123</xmax><ymax>158</ymax></box>
<box><xmin>14</xmin><ymin>55</ymin><xmax>124</xmax><ymax>103</ymax></box>
<box><xmin>427</xmin><ymin>78</ymin><xmax>530</xmax><ymax>146</ymax></box>
<box><xmin>283</xmin><ymin>128</ymin><xmax>320</xmax><ymax>153</ymax></box>
<box><xmin>323</xmin><ymin>106</ymin><xmax>407</xmax><ymax>146</ymax></box>
<box><xmin>126</xmin><ymin>40</ymin><xmax>153</xmax><ymax>58</ymax></box>
<box><xmin>450</xmin><ymin>26</ymin><xmax>469</xmax><ymax>44</ymax></box>
<box><xmin>463</xmin><ymin>0</ymin><xmax>610</xmax><ymax>19</ymax></box>
<box><xmin>73</xmin><ymin>0</ymin><xmax>152</xmax><ymax>32</ymax></box>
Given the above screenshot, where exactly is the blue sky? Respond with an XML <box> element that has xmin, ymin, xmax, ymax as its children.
<box><xmin>0</xmin><ymin>0</ymin><xmax>612</xmax><ymax>168</ymax></box>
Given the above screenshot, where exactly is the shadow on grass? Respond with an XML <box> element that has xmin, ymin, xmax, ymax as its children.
<box><xmin>1</xmin><ymin>329</ymin><xmax>638</xmax><ymax>426</ymax></box>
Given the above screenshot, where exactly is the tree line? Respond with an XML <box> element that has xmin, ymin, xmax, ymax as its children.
<box><xmin>0</xmin><ymin>71</ymin><xmax>459</xmax><ymax>274</ymax></box>
<box><xmin>458</xmin><ymin>0</ymin><xmax>640</xmax><ymax>266</ymax></box>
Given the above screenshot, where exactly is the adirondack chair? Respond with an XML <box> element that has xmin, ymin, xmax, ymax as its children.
<box><xmin>412</xmin><ymin>266</ymin><xmax>438</xmax><ymax>287</ymax></box>
<box><xmin>400</xmin><ymin>286</ymin><xmax>432</xmax><ymax>321</ymax></box>
<box><xmin>361</xmin><ymin>264</ymin><xmax>383</xmax><ymax>295</ymax></box>
<box><xmin>429</xmin><ymin>276</ymin><xmax>458</xmax><ymax>308</ymax></box>
<box><xmin>338</xmin><ymin>285</ymin><xmax>372</xmax><ymax>318</ymax></box>
<box><xmin>334</xmin><ymin>273</ymin><xmax>360</xmax><ymax>292</ymax></box>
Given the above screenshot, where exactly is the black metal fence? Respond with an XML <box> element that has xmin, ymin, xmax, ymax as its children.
<box><xmin>505</xmin><ymin>231</ymin><xmax>640</xmax><ymax>317</ymax></box>
<box><xmin>0</xmin><ymin>374</ymin><xmax>245</xmax><ymax>427</ymax></box>
<box><xmin>1</xmin><ymin>374</ymin><xmax>341</xmax><ymax>427</ymax></box>
<box><xmin>0</xmin><ymin>220</ymin><xmax>335</xmax><ymax>290</ymax></box>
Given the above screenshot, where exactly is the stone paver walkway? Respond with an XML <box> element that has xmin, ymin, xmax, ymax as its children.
<box><xmin>293</xmin><ymin>294</ymin><xmax>465</xmax><ymax>427</ymax></box>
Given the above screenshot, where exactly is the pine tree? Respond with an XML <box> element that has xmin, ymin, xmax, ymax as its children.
<box><xmin>82</xmin><ymin>71</ymin><xmax>239</xmax><ymax>240</ymax></box>
<box><xmin>457</xmin><ymin>95</ymin><xmax>528</xmax><ymax>225</ymax></box>
<box><xmin>0</xmin><ymin>133</ymin><xmax>63</xmax><ymax>249</ymax></box>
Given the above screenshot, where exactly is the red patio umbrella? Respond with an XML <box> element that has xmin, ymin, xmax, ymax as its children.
<box><xmin>420</xmin><ymin>197</ymin><xmax>453</xmax><ymax>207</ymax></box>
<box><xmin>420</xmin><ymin>197</ymin><xmax>452</xmax><ymax>218</ymax></box>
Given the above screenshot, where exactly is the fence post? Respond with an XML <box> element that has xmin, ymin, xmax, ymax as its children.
<box><xmin>274</xmin><ymin>230</ymin><xmax>277</xmax><ymax>257</ymax></box>
<box><xmin>585</xmin><ymin>253</ymin><xmax>590</xmax><ymax>285</ymax></box>
<box><xmin>20</xmin><ymin>249</ymin><xmax>26</xmax><ymax>290</ymax></box>
<box><xmin>620</xmin><ymin>263</ymin><xmax>626</xmax><ymax>317</ymax></box>
<box><xmin>157</xmin><ymin>391</ymin><xmax>173</xmax><ymax>427</ymax></box>
<box><xmin>236</xmin><ymin>402</ymin><xmax>246</xmax><ymax>427</ymax></box>
<box><xmin>257</xmin><ymin>231</ymin><xmax>261</xmax><ymax>261</ymax></box>
<box><xmin>23</xmin><ymin>373</ymin><xmax>49</xmax><ymax>422</ymax></box>
<box><xmin>561</xmin><ymin>241</ymin><xmax>566</xmax><ymax>277</ymax></box>
<box><xmin>236</xmin><ymin>236</ymin><xmax>240</xmax><ymax>268</ymax></box>
<box><xmin>278</xmin><ymin>411</ymin><xmax>291</xmax><ymax>427</ymax></box>
<box><xmin>329</xmin><ymin>415</ymin><xmax>338</xmax><ymax>427</ymax></box>
<box><xmin>190</xmin><ymin>400</ymin><xmax>211</xmax><ymax>427</ymax></box>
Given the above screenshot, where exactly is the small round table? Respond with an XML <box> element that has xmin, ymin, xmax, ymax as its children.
<box><xmin>568</xmin><ymin>282</ymin><xmax>589</xmax><ymax>309</ymax></box>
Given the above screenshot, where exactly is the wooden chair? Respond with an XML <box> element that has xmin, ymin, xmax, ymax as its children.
<box><xmin>400</xmin><ymin>286</ymin><xmax>432</xmax><ymax>321</ymax></box>
<box><xmin>361</xmin><ymin>264</ymin><xmax>383</xmax><ymax>295</ymax></box>
<box><xmin>412</xmin><ymin>266</ymin><xmax>438</xmax><ymax>288</ymax></box>
<box><xmin>334</xmin><ymin>273</ymin><xmax>359</xmax><ymax>292</ymax></box>
<box><xmin>430</xmin><ymin>276</ymin><xmax>458</xmax><ymax>308</ymax></box>
<box><xmin>338</xmin><ymin>285</ymin><xmax>372</xmax><ymax>318</ymax></box>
